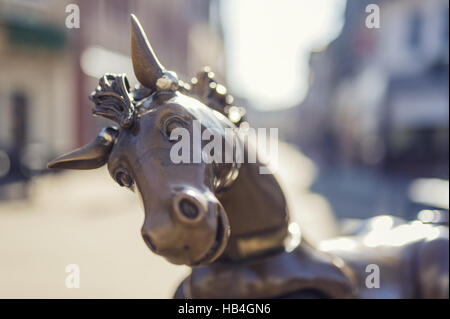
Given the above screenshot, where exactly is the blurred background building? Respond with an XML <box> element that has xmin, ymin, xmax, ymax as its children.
<box><xmin>0</xmin><ymin>0</ymin><xmax>74</xmax><ymax>188</ymax></box>
<box><xmin>296</xmin><ymin>0</ymin><xmax>449</xmax><ymax>173</ymax></box>
<box><xmin>293</xmin><ymin>0</ymin><xmax>449</xmax><ymax>219</ymax></box>
<box><xmin>0</xmin><ymin>0</ymin><xmax>448</xmax><ymax>297</ymax></box>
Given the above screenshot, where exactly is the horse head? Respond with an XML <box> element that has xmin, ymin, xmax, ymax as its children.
<box><xmin>48</xmin><ymin>14</ymin><xmax>242</xmax><ymax>266</ymax></box>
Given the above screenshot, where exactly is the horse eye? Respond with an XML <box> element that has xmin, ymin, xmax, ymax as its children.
<box><xmin>164</xmin><ymin>118</ymin><xmax>186</xmax><ymax>139</ymax></box>
<box><xmin>115</xmin><ymin>168</ymin><xmax>133</xmax><ymax>188</ymax></box>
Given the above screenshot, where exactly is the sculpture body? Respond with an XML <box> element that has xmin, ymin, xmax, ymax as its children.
<box><xmin>48</xmin><ymin>14</ymin><xmax>449</xmax><ymax>299</ymax></box>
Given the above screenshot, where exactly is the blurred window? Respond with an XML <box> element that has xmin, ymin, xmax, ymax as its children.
<box><xmin>408</xmin><ymin>11</ymin><xmax>422</xmax><ymax>51</ymax></box>
<box><xmin>11</xmin><ymin>92</ymin><xmax>28</xmax><ymax>151</ymax></box>
<box><xmin>442</xmin><ymin>7</ymin><xmax>449</xmax><ymax>46</ymax></box>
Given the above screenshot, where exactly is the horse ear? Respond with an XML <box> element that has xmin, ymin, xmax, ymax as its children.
<box><xmin>47</xmin><ymin>127</ymin><xmax>118</xmax><ymax>170</ymax></box>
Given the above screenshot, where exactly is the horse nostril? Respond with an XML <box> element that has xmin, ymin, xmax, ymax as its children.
<box><xmin>142</xmin><ymin>233</ymin><xmax>158</xmax><ymax>252</ymax></box>
<box><xmin>173</xmin><ymin>190</ymin><xmax>207</xmax><ymax>223</ymax></box>
<box><xmin>178</xmin><ymin>198</ymin><xmax>200</xmax><ymax>220</ymax></box>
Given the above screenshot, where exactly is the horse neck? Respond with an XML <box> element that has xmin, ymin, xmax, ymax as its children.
<box><xmin>215</xmin><ymin>145</ymin><xmax>290</xmax><ymax>262</ymax></box>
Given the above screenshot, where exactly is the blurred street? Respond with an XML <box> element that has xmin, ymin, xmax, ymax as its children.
<box><xmin>312</xmin><ymin>165</ymin><xmax>422</xmax><ymax>220</ymax></box>
<box><xmin>0</xmin><ymin>170</ymin><xmax>189</xmax><ymax>298</ymax></box>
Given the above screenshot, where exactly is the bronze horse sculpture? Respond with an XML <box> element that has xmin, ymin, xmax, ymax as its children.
<box><xmin>48</xmin><ymin>15</ymin><xmax>449</xmax><ymax>298</ymax></box>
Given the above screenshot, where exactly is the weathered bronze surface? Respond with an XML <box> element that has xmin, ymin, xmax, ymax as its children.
<box><xmin>48</xmin><ymin>14</ymin><xmax>449</xmax><ymax>298</ymax></box>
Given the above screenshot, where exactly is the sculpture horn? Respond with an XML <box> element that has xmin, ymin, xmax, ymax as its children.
<box><xmin>47</xmin><ymin>127</ymin><xmax>118</xmax><ymax>170</ymax></box>
<box><xmin>130</xmin><ymin>14</ymin><xmax>165</xmax><ymax>91</ymax></box>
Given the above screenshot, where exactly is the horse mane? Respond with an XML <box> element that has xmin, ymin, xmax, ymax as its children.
<box><xmin>90</xmin><ymin>73</ymin><xmax>136</xmax><ymax>128</ymax></box>
<box><xmin>187</xmin><ymin>67</ymin><xmax>247</xmax><ymax>128</ymax></box>
<box><xmin>89</xmin><ymin>68</ymin><xmax>247</xmax><ymax>131</ymax></box>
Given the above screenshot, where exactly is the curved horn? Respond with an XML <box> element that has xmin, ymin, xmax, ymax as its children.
<box><xmin>130</xmin><ymin>14</ymin><xmax>165</xmax><ymax>90</ymax></box>
<box><xmin>47</xmin><ymin>127</ymin><xmax>118</xmax><ymax>170</ymax></box>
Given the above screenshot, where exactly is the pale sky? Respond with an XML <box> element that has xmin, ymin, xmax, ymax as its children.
<box><xmin>221</xmin><ymin>0</ymin><xmax>347</xmax><ymax>111</ymax></box>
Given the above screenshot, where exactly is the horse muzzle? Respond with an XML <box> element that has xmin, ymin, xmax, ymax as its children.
<box><xmin>141</xmin><ymin>188</ymin><xmax>230</xmax><ymax>266</ymax></box>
